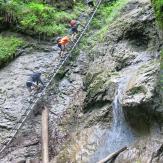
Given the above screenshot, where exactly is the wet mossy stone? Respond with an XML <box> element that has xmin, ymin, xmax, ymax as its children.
<box><xmin>86</xmin><ymin>71</ymin><xmax>111</xmax><ymax>98</ymax></box>
<box><xmin>126</xmin><ymin>85</ymin><xmax>147</xmax><ymax>96</ymax></box>
<box><xmin>84</xmin><ymin>71</ymin><xmax>117</xmax><ymax>112</ymax></box>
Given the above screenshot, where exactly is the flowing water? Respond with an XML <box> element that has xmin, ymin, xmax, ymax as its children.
<box><xmin>88</xmin><ymin>49</ymin><xmax>155</xmax><ymax>162</ymax></box>
<box><xmin>90</xmin><ymin>76</ymin><xmax>135</xmax><ymax>162</ymax></box>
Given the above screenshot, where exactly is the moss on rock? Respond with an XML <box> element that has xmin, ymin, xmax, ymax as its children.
<box><xmin>126</xmin><ymin>85</ymin><xmax>147</xmax><ymax>96</ymax></box>
<box><xmin>84</xmin><ymin>70</ymin><xmax>117</xmax><ymax>112</ymax></box>
<box><xmin>0</xmin><ymin>35</ymin><xmax>24</xmax><ymax>67</ymax></box>
<box><xmin>89</xmin><ymin>73</ymin><xmax>110</xmax><ymax>96</ymax></box>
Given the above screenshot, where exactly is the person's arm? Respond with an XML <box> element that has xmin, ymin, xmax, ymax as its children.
<box><xmin>38</xmin><ymin>78</ymin><xmax>45</xmax><ymax>87</ymax></box>
<box><xmin>32</xmin><ymin>82</ymin><xmax>38</xmax><ymax>87</ymax></box>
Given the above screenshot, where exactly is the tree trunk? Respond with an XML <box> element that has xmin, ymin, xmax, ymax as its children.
<box><xmin>42</xmin><ymin>106</ymin><xmax>49</xmax><ymax>163</ymax></box>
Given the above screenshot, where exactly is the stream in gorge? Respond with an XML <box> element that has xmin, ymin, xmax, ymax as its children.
<box><xmin>89</xmin><ymin>75</ymin><xmax>136</xmax><ymax>162</ymax></box>
<box><xmin>88</xmin><ymin>49</ymin><xmax>157</xmax><ymax>162</ymax></box>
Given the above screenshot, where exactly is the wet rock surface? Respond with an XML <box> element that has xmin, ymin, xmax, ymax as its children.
<box><xmin>114</xmin><ymin>133</ymin><xmax>163</xmax><ymax>163</ymax></box>
<box><xmin>0</xmin><ymin>0</ymin><xmax>162</xmax><ymax>162</ymax></box>
<box><xmin>52</xmin><ymin>0</ymin><xmax>162</xmax><ymax>162</ymax></box>
<box><xmin>0</xmin><ymin>46</ymin><xmax>89</xmax><ymax>162</ymax></box>
<box><xmin>123</xmin><ymin>61</ymin><xmax>160</xmax><ymax>132</ymax></box>
<box><xmin>0</xmin><ymin>42</ymin><xmax>61</xmax><ymax>162</ymax></box>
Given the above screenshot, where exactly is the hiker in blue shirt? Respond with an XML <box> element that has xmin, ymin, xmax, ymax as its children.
<box><xmin>26</xmin><ymin>72</ymin><xmax>44</xmax><ymax>93</ymax></box>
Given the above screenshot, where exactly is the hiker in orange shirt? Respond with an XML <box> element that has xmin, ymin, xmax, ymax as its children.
<box><xmin>56</xmin><ymin>36</ymin><xmax>70</xmax><ymax>57</ymax></box>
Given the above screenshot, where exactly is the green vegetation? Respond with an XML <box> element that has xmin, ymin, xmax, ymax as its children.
<box><xmin>127</xmin><ymin>86</ymin><xmax>146</xmax><ymax>95</ymax></box>
<box><xmin>90</xmin><ymin>0</ymin><xmax>128</xmax><ymax>42</ymax></box>
<box><xmin>160</xmin><ymin>50</ymin><xmax>163</xmax><ymax>69</ymax></box>
<box><xmin>86</xmin><ymin>71</ymin><xmax>112</xmax><ymax>98</ymax></box>
<box><xmin>160</xmin><ymin>50</ymin><xmax>163</xmax><ymax>91</ymax></box>
<box><xmin>152</xmin><ymin>0</ymin><xmax>163</xmax><ymax>29</ymax></box>
<box><xmin>0</xmin><ymin>0</ymin><xmax>85</xmax><ymax>37</ymax></box>
<box><xmin>0</xmin><ymin>0</ymin><xmax>87</xmax><ymax>68</ymax></box>
<box><xmin>0</xmin><ymin>35</ymin><xmax>24</xmax><ymax>67</ymax></box>
<box><xmin>79</xmin><ymin>0</ymin><xmax>128</xmax><ymax>50</ymax></box>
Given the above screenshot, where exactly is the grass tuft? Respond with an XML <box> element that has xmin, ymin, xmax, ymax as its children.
<box><xmin>80</xmin><ymin>0</ymin><xmax>129</xmax><ymax>50</ymax></box>
<box><xmin>0</xmin><ymin>35</ymin><xmax>24</xmax><ymax>67</ymax></box>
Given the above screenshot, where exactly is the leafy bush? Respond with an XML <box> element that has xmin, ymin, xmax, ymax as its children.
<box><xmin>0</xmin><ymin>35</ymin><xmax>24</xmax><ymax>66</ymax></box>
<box><xmin>95</xmin><ymin>0</ymin><xmax>128</xmax><ymax>41</ymax></box>
<box><xmin>34</xmin><ymin>24</ymin><xmax>66</xmax><ymax>36</ymax></box>
<box><xmin>160</xmin><ymin>49</ymin><xmax>163</xmax><ymax>69</ymax></box>
<box><xmin>80</xmin><ymin>0</ymin><xmax>128</xmax><ymax>48</ymax></box>
<box><xmin>160</xmin><ymin>50</ymin><xmax>163</xmax><ymax>91</ymax></box>
<box><xmin>0</xmin><ymin>0</ymin><xmax>85</xmax><ymax>37</ymax></box>
<box><xmin>91</xmin><ymin>17</ymin><xmax>102</xmax><ymax>29</ymax></box>
<box><xmin>152</xmin><ymin>0</ymin><xmax>163</xmax><ymax>28</ymax></box>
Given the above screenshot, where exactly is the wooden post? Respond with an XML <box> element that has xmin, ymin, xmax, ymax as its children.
<box><xmin>97</xmin><ymin>147</ymin><xmax>127</xmax><ymax>163</ymax></box>
<box><xmin>42</xmin><ymin>105</ymin><xmax>49</xmax><ymax>163</ymax></box>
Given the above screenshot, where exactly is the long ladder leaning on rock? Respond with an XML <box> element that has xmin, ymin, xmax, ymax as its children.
<box><xmin>0</xmin><ymin>0</ymin><xmax>103</xmax><ymax>158</ymax></box>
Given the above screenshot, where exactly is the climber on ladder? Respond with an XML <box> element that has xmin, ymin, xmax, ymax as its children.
<box><xmin>69</xmin><ymin>19</ymin><xmax>84</xmax><ymax>41</ymax></box>
<box><xmin>26</xmin><ymin>72</ymin><xmax>45</xmax><ymax>94</ymax></box>
<box><xmin>56</xmin><ymin>36</ymin><xmax>70</xmax><ymax>57</ymax></box>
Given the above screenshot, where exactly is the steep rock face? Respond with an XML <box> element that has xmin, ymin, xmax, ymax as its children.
<box><xmin>85</xmin><ymin>0</ymin><xmax>161</xmax><ymax>131</ymax></box>
<box><xmin>123</xmin><ymin>61</ymin><xmax>160</xmax><ymax>132</ymax></box>
<box><xmin>84</xmin><ymin>71</ymin><xmax>117</xmax><ymax>112</ymax></box>
<box><xmin>52</xmin><ymin>0</ymin><xmax>162</xmax><ymax>162</ymax></box>
<box><xmin>114</xmin><ymin>134</ymin><xmax>163</xmax><ymax>163</ymax></box>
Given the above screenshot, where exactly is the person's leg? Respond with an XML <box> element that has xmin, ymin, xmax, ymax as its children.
<box><xmin>33</xmin><ymin>84</ymin><xmax>40</xmax><ymax>92</ymax></box>
<box><xmin>60</xmin><ymin>50</ymin><xmax>64</xmax><ymax>57</ymax></box>
<box><xmin>70</xmin><ymin>28</ymin><xmax>73</xmax><ymax>40</ymax></box>
<box><xmin>58</xmin><ymin>44</ymin><xmax>62</xmax><ymax>56</ymax></box>
<box><xmin>27</xmin><ymin>87</ymin><xmax>32</xmax><ymax>93</ymax></box>
<box><xmin>61</xmin><ymin>44</ymin><xmax>65</xmax><ymax>51</ymax></box>
<box><xmin>71</xmin><ymin>33</ymin><xmax>75</xmax><ymax>41</ymax></box>
<box><xmin>74</xmin><ymin>28</ymin><xmax>78</xmax><ymax>40</ymax></box>
<box><xmin>70</xmin><ymin>30</ymin><xmax>74</xmax><ymax>42</ymax></box>
<box><xmin>26</xmin><ymin>82</ymin><xmax>32</xmax><ymax>94</ymax></box>
<box><xmin>71</xmin><ymin>27</ymin><xmax>78</xmax><ymax>41</ymax></box>
<box><xmin>61</xmin><ymin>45</ymin><xmax>66</xmax><ymax>57</ymax></box>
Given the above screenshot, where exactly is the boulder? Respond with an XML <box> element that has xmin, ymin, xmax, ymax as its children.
<box><xmin>122</xmin><ymin>61</ymin><xmax>160</xmax><ymax>132</ymax></box>
<box><xmin>83</xmin><ymin>70</ymin><xmax>117</xmax><ymax>112</ymax></box>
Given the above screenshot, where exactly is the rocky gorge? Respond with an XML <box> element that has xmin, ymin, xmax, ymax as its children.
<box><xmin>0</xmin><ymin>0</ymin><xmax>163</xmax><ymax>162</ymax></box>
<box><xmin>51</xmin><ymin>0</ymin><xmax>163</xmax><ymax>162</ymax></box>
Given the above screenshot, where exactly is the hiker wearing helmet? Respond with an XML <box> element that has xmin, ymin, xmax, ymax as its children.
<box><xmin>56</xmin><ymin>36</ymin><xmax>70</xmax><ymax>57</ymax></box>
<box><xmin>26</xmin><ymin>72</ymin><xmax>44</xmax><ymax>94</ymax></box>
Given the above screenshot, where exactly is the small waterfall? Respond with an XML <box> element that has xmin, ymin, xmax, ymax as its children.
<box><xmin>111</xmin><ymin>77</ymin><xmax>135</xmax><ymax>147</ymax></box>
<box><xmin>90</xmin><ymin>77</ymin><xmax>135</xmax><ymax>162</ymax></box>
